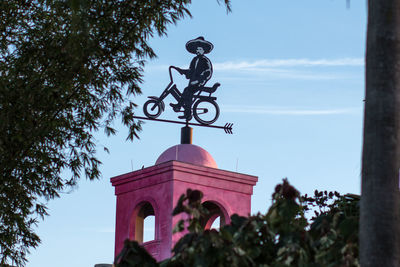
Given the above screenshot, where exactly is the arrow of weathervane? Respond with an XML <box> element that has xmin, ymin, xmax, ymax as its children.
<box><xmin>224</xmin><ymin>123</ymin><xmax>233</xmax><ymax>134</ymax></box>
<box><xmin>133</xmin><ymin>116</ymin><xmax>234</xmax><ymax>134</ymax></box>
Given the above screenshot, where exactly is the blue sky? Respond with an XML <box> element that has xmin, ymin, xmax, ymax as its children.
<box><xmin>28</xmin><ymin>1</ymin><xmax>366</xmax><ymax>266</ymax></box>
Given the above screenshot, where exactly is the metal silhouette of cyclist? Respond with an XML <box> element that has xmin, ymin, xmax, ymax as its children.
<box><xmin>142</xmin><ymin>36</ymin><xmax>220</xmax><ymax>125</ymax></box>
<box><xmin>170</xmin><ymin>36</ymin><xmax>213</xmax><ymax>120</ymax></box>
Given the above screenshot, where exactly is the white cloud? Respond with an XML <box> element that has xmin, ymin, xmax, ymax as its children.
<box><xmin>147</xmin><ymin>58</ymin><xmax>363</xmax><ymax>72</ymax></box>
<box><xmin>221</xmin><ymin>105</ymin><xmax>361</xmax><ymax>115</ymax></box>
<box><xmin>146</xmin><ymin>58</ymin><xmax>363</xmax><ymax>81</ymax></box>
<box><xmin>214</xmin><ymin>58</ymin><xmax>364</xmax><ymax>71</ymax></box>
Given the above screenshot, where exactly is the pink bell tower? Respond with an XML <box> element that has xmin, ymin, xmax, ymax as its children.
<box><xmin>111</xmin><ymin>133</ymin><xmax>258</xmax><ymax>261</ymax></box>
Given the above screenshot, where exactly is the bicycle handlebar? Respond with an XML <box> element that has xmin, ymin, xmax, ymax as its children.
<box><xmin>168</xmin><ymin>66</ymin><xmax>181</xmax><ymax>83</ymax></box>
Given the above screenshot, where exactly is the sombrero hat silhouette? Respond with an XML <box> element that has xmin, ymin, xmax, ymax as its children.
<box><xmin>185</xmin><ymin>36</ymin><xmax>213</xmax><ymax>54</ymax></box>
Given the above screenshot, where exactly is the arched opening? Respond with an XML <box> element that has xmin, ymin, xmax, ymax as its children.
<box><xmin>209</xmin><ymin>216</ymin><xmax>220</xmax><ymax>230</ymax></box>
<box><xmin>134</xmin><ymin>202</ymin><xmax>155</xmax><ymax>243</ymax></box>
<box><xmin>201</xmin><ymin>201</ymin><xmax>226</xmax><ymax>230</ymax></box>
<box><xmin>143</xmin><ymin>215</ymin><xmax>155</xmax><ymax>242</ymax></box>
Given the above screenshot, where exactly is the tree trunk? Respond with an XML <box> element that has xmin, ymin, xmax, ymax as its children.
<box><xmin>361</xmin><ymin>1</ymin><xmax>400</xmax><ymax>266</ymax></box>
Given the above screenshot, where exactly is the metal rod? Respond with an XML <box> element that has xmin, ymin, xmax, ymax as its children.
<box><xmin>181</xmin><ymin>126</ymin><xmax>193</xmax><ymax>144</ymax></box>
<box><xmin>133</xmin><ymin>116</ymin><xmax>232</xmax><ymax>131</ymax></box>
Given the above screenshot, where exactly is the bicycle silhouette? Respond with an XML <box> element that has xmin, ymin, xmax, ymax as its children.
<box><xmin>143</xmin><ymin>66</ymin><xmax>221</xmax><ymax>125</ymax></box>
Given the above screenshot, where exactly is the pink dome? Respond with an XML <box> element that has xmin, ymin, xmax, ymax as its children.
<box><xmin>155</xmin><ymin>144</ymin><xmax>217</xmax><ymax>168</ymax></box>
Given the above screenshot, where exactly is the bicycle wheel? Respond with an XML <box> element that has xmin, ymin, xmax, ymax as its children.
<box><xmin>143</xmin><ymin>99</ymin><xmax>162</xmax><ymax>119</ymax></box>
<box><xmin>193</xmin><ymin>99</ymin><xmax>220</xmax><ymax>125</ymax></box>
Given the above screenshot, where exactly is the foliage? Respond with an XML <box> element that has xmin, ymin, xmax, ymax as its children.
<box><xmin>0</xmin><ymin>0</ymin><xmax>230</xmax><ymax>265</ymax></box>
<box><xmin>115</xmin><ymin>180</ymin><xmax>360</xmax><ymax>267</ymax></box>
<box><xmin>115</xmin><ymin>239</ymin><xmax>158</xmax><ymax>267</ymax></box>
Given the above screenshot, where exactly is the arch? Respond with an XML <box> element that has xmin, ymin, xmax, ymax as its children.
<box><xmin>201</xmin><ymin>201</ymin><xmax>228</xmax><ymax>230</ymax></box>
<box><xmin>201</xmin><ymin>195</ymin><xmax>231</xmax><ymax>224</ymax></box>
<box><xmin>129</xmin><ymin>199</ymin><xmax>158</xmax><ymax>244</ymax></box>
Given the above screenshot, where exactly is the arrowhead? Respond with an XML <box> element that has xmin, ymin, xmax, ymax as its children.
<box><xmin>222</xmin><ymin>122</ymin><xmax>234</xmax><ymax>134</ymax></box>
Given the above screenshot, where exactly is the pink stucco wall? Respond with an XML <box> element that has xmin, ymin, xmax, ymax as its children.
<box><xmin>111</xmin><ymin>160</ymin><xmax>258</xmax><ymax>262</ymax></box>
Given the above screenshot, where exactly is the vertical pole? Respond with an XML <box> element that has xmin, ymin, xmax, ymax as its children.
<box><xmin>361</xmin><ymin>1</ymin><xmax>400</xmax><ymax>266</ymax></box>
<box><xmin>181</xmin><ymin>126</ymin><xmax>192</xmax><ymax>144</ymax></box>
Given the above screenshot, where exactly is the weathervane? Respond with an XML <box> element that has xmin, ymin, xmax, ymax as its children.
<box><xmin>135</xmin><ymin>36</ymin><xmax>233</xmax><ymax>142</ymax></box>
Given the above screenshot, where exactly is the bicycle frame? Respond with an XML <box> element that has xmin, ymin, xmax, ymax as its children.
<box><xmin>147</xmin><ymin>66</ymin><xmax>181</xmax><ymax>113</ymax></box>
<box><xmin>156</xmin><ymin>66</ymin><xmax>182</xmax><ymax>103</ymax></box>
<box><xmin>148</xmin><ymin>66</ymin><xmax>217</xmax><ymax>113</ymax></box>
<box><xmin>143</xmin><ymin>66</ymin><xmax>220</xmax><ymax>124</ymax></box>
